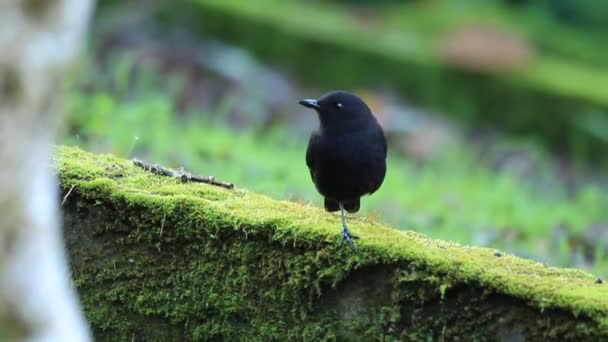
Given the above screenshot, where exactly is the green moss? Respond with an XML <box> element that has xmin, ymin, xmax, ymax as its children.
<box><xmin>57</xmin><ymin>146</ymin><xmax>608</xmax><ymax>340</ymax></box>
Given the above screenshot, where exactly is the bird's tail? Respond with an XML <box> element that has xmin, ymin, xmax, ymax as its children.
<box><xmin>324</xmin><ymin>198</ymin><xmax>340</xmax><ymax>212</ymax></box>
<box><xmin>342</xmin><ymin>199</ymin><xmax>360</xmax><ymax>213</ymax></box>
<box><xmin>325</xmin><ymin>198</ymin><xmax>360</xmax><ymax>213</ymax></box>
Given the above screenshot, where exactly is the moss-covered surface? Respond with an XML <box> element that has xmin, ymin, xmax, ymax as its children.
<box><xmin>57</xmin><ymin>146</ymin><xmax>608</xmax><ymax>340</ymax></box>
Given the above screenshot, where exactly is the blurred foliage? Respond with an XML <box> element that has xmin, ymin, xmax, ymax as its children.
<box><xmin>547</xmin><ymin>0</ymin><xmax>608</xmax><ymax>31</ymax></box>
<box><xmin>161</xmin><ymin>0</ymin><xmax>608</xmax><ymax>159</ymax></box>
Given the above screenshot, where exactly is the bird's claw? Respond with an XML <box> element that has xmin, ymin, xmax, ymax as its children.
<box><xmin>339</xmin><ymin>226</ymin><xmax>359</xmax><ymax>252</ymax></box>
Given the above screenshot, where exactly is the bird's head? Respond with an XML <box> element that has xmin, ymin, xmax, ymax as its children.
<box><xmin>299</xmin><ymin>90</ymin><xmax>375</xmax><ymax>131</ymax></box>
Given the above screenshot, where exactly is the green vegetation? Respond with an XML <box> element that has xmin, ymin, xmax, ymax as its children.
<box><xmin>64</xmin><ymin>85</ymin><xmax>608</xmax><ymax>276</ymax></box>
<box><xmin>58</xmin><ymin>146</ymin><xmax>608</xmax><ymax>340</ymax></box>
<box><xmin>154</xmin><ymin>0</ymin><xmax>608</xmax><ymax>155</ymax></box>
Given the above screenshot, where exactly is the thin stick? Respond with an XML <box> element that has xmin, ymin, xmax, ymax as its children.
<box><xmin>132</xmin><ymin>159</ymin><xmax>234</xmax><ymax>189</ymax></box>
<box><xmin>61</xmin><ymin>184</ymin><xmax>76</xmax><ymax>206</ymax></box>
<box><xmin>159</xmin><ymin>213</ymin><xmax>166</xmax><ymax>238</ymax></box>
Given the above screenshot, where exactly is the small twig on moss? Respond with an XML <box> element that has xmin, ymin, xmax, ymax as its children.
<box><xmin>132</xmin><ymin>159</ymin><xmax>234</xmax><ymax>189</ymax></box>
<box><xmin>61</xmin><ymin>184</ymin><xmax>76</xmax><ymax>206</ymax></box>
<box><xmin>160</xmin><ymin>213</ymin><xmax>166</xmax><ymax>238</ymax></box>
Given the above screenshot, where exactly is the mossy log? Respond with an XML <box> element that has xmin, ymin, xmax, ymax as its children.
<box><xmin>57</xmin><ymin>146</ymin><xmax>608</xmax><ymax>341</ymax></box>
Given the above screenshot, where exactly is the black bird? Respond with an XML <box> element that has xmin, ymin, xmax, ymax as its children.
<box><xmin>299</xmin><ymin>90</ymin><xmax>387</xmax><ymax>252</ymax></box>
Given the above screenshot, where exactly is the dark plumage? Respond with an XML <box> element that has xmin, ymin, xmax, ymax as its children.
<box><xmin>299</xmin><ymin>90</ymin><xmax>387</xmax><ymax>251</ymax></box>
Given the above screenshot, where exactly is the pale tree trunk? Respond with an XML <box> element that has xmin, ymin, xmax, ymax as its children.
<box><xmin>0</xmin><ymin>1</ymin><xmax>95</xmax><ymax>341</ymax></box>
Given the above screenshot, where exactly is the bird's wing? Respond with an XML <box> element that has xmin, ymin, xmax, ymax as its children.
<box><xmin>365</xmin><ymin>129</ymin><xmax>388</xmax><ymax>195</ymax></box>
<box><xmin>381</xmin><ymin>130</ymin><xmax>388</xmax><ymax>156</ymax></box>
<box><xmin>305</xmin><ymin>132</ymin><xmax>320</xmax><ymax>173</ymax></box>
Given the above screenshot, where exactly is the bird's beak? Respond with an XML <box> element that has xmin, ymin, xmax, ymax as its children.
<box><xmin>298</xmin><ymin>99</ymin><xmax>320</xmax><ymax>110</ymax></box>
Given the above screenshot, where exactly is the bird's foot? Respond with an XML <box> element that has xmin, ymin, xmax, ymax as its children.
<box><xmin>339</xmin><ymin>225</ymin><xmax>359</xmax><ymax>252</ymax></box>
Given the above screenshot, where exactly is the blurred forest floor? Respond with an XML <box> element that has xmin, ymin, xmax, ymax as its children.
<box><xmin>64</xmin><ymin>1</ymin><xmax>608</xmax><ymax>277</ymax></box>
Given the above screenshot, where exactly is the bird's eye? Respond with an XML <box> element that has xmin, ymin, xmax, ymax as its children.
<box><xmin>335</xmin><ymin>102</ymin><xmax>343</xmax><ymax>109</ymax></box>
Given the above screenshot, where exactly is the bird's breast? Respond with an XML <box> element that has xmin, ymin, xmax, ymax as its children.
<box><xmin>310</xmin><ymin>129</ymin><xmax>386</xmax><ymax>200</ymax></box>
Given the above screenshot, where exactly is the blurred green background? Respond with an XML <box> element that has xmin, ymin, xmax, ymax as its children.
<box><xmin>66</xmin><ymin>0</ymin><xmax>608</xmax><ymax>276</ymax></box>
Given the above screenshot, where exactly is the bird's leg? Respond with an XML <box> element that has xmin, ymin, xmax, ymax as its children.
<box><xmin>339</xmin><ymin>203</ymin><xmax>358</xmax><ymax>252</ymax></box>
